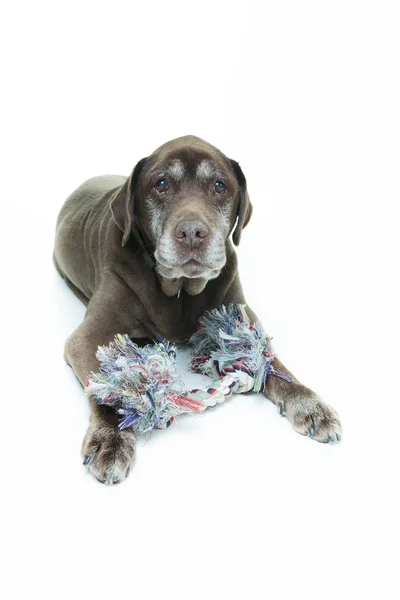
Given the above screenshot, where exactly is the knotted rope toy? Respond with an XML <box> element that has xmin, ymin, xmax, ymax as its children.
<box><xmin>85</xmin><ymin>336</ymin><xmax>205</xmax><ymax>434</ymax></box>
<box><xmin>85</xmin><ymin>304</ymin><xmax>292</xmax><ymax>433</ymax></box>
<box><xmin>188</xmin><ymin>304</ymin><xmax>292</xmax><ymax>405</ymax></box>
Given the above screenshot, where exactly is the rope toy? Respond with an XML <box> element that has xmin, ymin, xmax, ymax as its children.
<box><xmin>85</xmin><ymin>304</ymin><xmax>292</xmax><ymax>433</ymax></box>
<box><xmin>85</xmin><ymin>335</ymin><xmax>205</xmax><ymax>434</ymax></box>
<box><xmin>188</xmin><ymin>304</ymin><xmax>292</xmax><ymax>406</ymax></box>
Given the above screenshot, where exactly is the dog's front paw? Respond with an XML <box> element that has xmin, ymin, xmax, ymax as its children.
<box><xmin>279</xmin><ymin>387</ymin><xmax>342</xmax><ymax>443</ymax></box>
<box><xmin>82</xmin><ymin>421</ymin><xmax>136</xmax><ymax>484</ymax></box>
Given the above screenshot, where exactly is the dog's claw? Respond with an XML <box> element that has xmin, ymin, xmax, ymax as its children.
<box><xmin>336</xmin><ymin>433</ymin><xmax>341</xmax><ymax>441</ymax></box>
<box><xmin>126</xmin><ymin>466</ymin><xmax>131</xmax><ymax>478</ymax></box>
<box><xmin>279</xmin><ymin>405</ymin><xmax>284</xmax><ymax>416</ymax></box>
<box><xmin>83</xmin><ymin>456</ymin><xmax>91</xmax><ymax>466</ymax></box>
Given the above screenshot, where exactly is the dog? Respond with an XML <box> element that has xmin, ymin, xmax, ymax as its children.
<box><xmin>54</xmin><ymin>135</ymin><xmax>342</xmax><ymax>484</ymax></box>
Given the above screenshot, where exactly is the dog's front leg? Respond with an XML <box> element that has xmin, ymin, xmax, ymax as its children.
<box><xmin>64</xmin><ymin>285</ymin><xmax>148</xmax><ymax>483</ymax></box>
<box><xmin>242</xmin><ymin>304</ymin><xmax>342</xmax><ymax>443</ymax></box>
<box><xmin>65</xmin><ymin>316</ymin><xmax>138</xmax><ymax>483</ymax></box>
<box><xmin>263</xmin><ymin>357</ymin><xmax>342</xmax><ymax>443</ymax></box>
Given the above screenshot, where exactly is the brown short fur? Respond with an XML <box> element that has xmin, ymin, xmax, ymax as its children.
<box><xmin>54</xmin><ymin>135</ymin><xmax>342</xmax><ymax>484</ymax></box>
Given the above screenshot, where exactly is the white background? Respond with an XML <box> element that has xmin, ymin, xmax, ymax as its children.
<box><xmin>1</xmin><ymin>1</ymin><xmax>399</xmax><ymax>598</ymax></box>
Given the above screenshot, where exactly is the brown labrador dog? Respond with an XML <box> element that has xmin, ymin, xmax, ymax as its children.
<box><xmin>54</xmin><ymin>135</ymin><xmax>342</xmax><ymax>484</ymax></box>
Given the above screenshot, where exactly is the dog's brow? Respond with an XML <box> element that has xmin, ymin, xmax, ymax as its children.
<box><xmin>196</xmin><ymin>160</ymin><xmax>215</xmax><ymax>180</ymax></box>
<box><xmin>167</xmin><ymin>159</ymin><xmax>185</xmax><ymax>181</ymax></box>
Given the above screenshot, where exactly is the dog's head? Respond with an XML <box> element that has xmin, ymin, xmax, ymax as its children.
<box><xmin>111</xmin><ymin>135</ymin><xmax>252</xmax><ymax>287</ymax></box>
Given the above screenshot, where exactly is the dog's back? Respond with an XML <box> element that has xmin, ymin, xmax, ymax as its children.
<box><xmin>53</xmin><ymin>175</ymin><xmax>126</xmax><ymax>301</ymax></box>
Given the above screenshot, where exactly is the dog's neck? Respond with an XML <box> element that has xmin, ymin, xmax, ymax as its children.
<box><xmin>156</xmin><ymin>272</ymin><xmax>208</xmax><ymax>297</ymax></box>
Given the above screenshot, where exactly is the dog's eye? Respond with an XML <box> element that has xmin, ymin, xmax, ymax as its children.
<box><xmin>155</xmin><ymin>179</ymin><xmax>168</xmax><ymax>192</ymax></box>
<box><xmin>214</xmin><ymin>181</ymin><xmax>225</xmax><ymax>193</ymax></box>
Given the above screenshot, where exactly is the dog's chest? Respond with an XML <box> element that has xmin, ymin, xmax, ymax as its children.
<box><xmin>142</xmin><ymin>290</ymin><xmax>213</xmax><ymax>343</ymax></box>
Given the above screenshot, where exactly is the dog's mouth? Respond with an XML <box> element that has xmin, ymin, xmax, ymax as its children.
<box><xmin>155</xmin><ymin>254</ymin><xmax>224</xmax><ymax>280</ymax></box>
<box><xmin>154</xmin><ymin>234</ymin><xmax>227</xmax><ymax>281</ymax></box>
<box><xmin>157</xmin><ymin>257</ymin><xmax>208</xmax><ymax>279</ymax></box>
<box><xmin>181</xmin><ymin>258</ymin><xmax>204</xmax><ymax>276</ymax></box>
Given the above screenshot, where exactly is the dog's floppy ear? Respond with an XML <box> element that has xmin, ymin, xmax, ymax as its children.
<box><xmin>110</xmin><ymin>157</ymin><xmax>147</xmax><ymax>246</ymax></box>
<box><xmin>230</xmin><ymin>159</ymin><xmax>253</xmax><ymax>246</ymax></box>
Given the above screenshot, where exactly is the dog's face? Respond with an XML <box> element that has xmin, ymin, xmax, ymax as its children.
<box><xmin>111</xmin><ymin>136</ymin><xmax>252</xmax><ymax>287</ymax></box>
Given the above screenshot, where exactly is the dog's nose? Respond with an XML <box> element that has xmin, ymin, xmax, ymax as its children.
<box><xmin>175</xmin><ymin>220</ymin><xmax>209</xmax><ymax>248</ymax></box>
